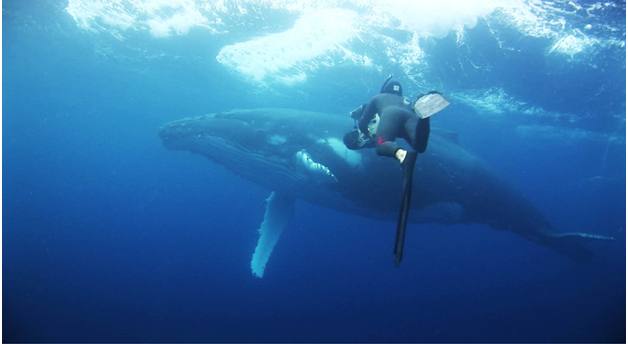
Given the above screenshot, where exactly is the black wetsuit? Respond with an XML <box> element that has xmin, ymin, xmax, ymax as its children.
<box><xmin>357</xmin><ymin>93</ymin><xmax>430</xmax><ymax>158</ymax></box>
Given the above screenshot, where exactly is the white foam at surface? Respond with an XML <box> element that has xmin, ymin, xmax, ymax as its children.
<box><xmin>491</xmin><ymin>0</ymin><xmax>562</xmax><ymax>39</ymax></box>
<box><xmin>453</xmin><ymin>87</ymin><xmax>587</xmax><ymax>123</ymax></box>
<box><xmin>67</xmin><ymin>0</ymin><xmax>217</xmax><ymax>37</ymax></box>
<box><xmin>363</xmin><ymin>0</ymin><xmax>501</xmax><ymax>38</ymax></box>
<box><xmin>67</xmin><ymin>0</ymin><xmax>136</xmax><ymax>32</ymax></box>
<box><xmin>549</xmin><ymin>34</ymin><xmax>591</xmax><ymax>56</ymax></box>
<box><xmin>66</xmin><ymin>0</ymin><xmax>507</xmax><ymax>83</ymax></box>
<box><xmin>67</xmin><ymin>0</ymin><xmax>506</xmax><ymax>37</ymax></box>
<box><xmin>216</xmin><ymin>8</ymin><xmax>360</xmax><ymax>84</ymax></box>
<box><xmin>66</xmin><ymin>0</ymin><xmax>625</xmax><ymax>84</ymax></box>
<box><xmin>453</xmin><ymin>87</ymin><xmax>523</xmax><ymax>116</ymax></box>
<box><xmin>516</xmin><ymin>125</ymin><xmax>626</xmax><ymax>145</ymax></box>
<box><xmin>145</xmin><ymin>2</ymin><xmax>209</xmax><ymax>37</ymax></box>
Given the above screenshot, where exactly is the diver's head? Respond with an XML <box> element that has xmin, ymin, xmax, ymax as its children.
<box><xmin>343</xmin><ymin>129</ymin><xmax>364</xmax><ymax>150</ymax></box>
<box><xmin>382</xmin><ymin>81</ymin><xmax>403</xmax><ymax>96</ymax></box>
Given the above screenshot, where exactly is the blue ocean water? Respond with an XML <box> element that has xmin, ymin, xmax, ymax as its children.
<box><xmin>2</xmin><ymin>0</ymin><xmax>626</xmax><ymax>342</ymax></box>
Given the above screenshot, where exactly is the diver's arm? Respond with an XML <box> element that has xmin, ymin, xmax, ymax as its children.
<box><xmin>350</xmin><ymin>104</ymin><xmax>367</xmax><ymax>120</ymax></box>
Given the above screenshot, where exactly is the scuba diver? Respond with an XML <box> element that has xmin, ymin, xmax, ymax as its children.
<box><xmin>343</xmin><ymin>75</ymin><xmax>450</xmax><ymax>267</ymax></box>
<box><xmin>345</xmin><ymin>80</ymin><xmax>429</xmax><ymax>164</ymax></box>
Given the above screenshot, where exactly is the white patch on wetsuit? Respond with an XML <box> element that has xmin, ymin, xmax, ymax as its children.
<box><xmin>366</xmin><ymin>114</ymin><xmax>380</xmax><ymax>138</ymax></box>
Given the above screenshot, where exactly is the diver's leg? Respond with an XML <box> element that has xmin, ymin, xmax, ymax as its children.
<box><xmin>401</xmin><ymin>112</ymin><xmax>417</xmax><ymax>146</ymax></box>
<box><xmin>375</xmin><ymin>110</ymin><xmax>404</xmax><ymax>159</ymax></box>
<box><xmin>395</xmin><ymin>112</ymin><xmax>419</xmax><ymax>265</ymax></box>
<box><xmin>407</xmin><ymin>116</ymin><xmax>430</xmax><ymax>153</ymax></box>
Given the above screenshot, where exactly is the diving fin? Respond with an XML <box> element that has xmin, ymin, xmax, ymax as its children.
<box><xmin>394</xmin><ymin>150</ymin><xmax>418</xmax><ymax>267</ymax></box>
<box><xmin>413</xmin><ymin>91</ymin><xmax>450</xmax><ymax>119</ymax></box>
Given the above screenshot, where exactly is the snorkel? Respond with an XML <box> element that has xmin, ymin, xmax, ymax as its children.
<box><xmin>381</xmin><ymin>74</ymin><xmax>403</xmax><ymax>96</ymax></box>
<box><xmin>380</xmin><ymin>74</ymin><xmax>394</xmax><ymax>93</ymax></box>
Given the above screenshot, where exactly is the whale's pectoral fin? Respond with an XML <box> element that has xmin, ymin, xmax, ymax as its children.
<box><xmin>251</xmin><ymin>191</ymin><xmax>295</xmax><ymax>278</ymax></box>
<box><xmin>546</xmin><ymin>232</ymin><xmax>615</xmax><ymax>263</ymax></box>
<box><xmin>295</xmin><ymin>149</ymin><xmax>338</xmax><ymax>183</ymax></box>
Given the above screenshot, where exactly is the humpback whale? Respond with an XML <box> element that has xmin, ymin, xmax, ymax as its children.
<box><xmin>157</xmin><ymin>108</ymin><xmax>614</xmax><ymax>277</ymax></box>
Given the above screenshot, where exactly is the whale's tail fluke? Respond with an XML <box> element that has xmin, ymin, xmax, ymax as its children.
<box><xmin>545</xmin><ymin>232</ymin><xmax>615</xmax><ymax>263</ymax></box>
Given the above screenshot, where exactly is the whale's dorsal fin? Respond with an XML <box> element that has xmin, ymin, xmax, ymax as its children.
<box><xmin>432</xmin><ymin>128</ymin><xmax>460</xmax><ymax>145</ymax></box>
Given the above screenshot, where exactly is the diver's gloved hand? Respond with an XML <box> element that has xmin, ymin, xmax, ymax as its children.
<box><xmin>358</xmin><ymin>120</ymin><xmax>370</xmax><ymax>135</ymax></box>
<box><xmin>344</xmin><ymin>129</ymin><xmax>373</xmax><ymax>150</ymax></box>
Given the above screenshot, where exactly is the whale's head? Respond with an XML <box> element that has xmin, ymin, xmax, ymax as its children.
<box><xmin>157</xmin><ymin>108</ymin><xmax>372</xmax><ymax>194</ymax></box>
